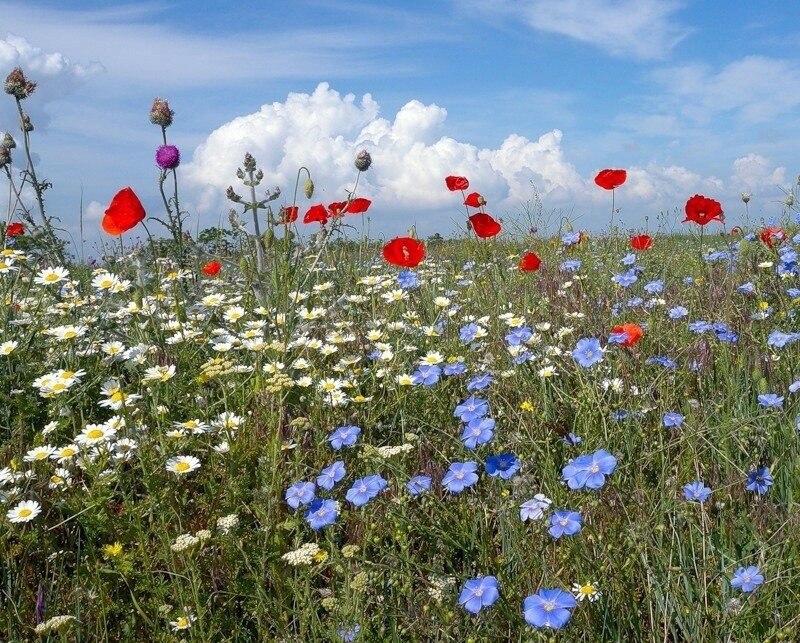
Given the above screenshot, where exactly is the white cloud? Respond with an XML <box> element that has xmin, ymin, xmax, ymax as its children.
<box><xmin>182</xmin><ymin>83</ymin><xmax>590</xmax><ymax>233</ymax></box>
<box><xmin>84</xmin><ymin>200</ymin><xmax>104</xmax><ymax>222</ymax></box>
<box><xmin>651</xmin><ymin>56</ymin><xmax>800</xmax><ymax>124</ymax></box>
<box><xmin>0</xmin><ymin>33</ymin><xmax>103</xmax><ymax>128</ymax></box>
<box><xmin>730</xmin><ymin>154</ymin><xmax>786</xmax><ymax>193</ymax></box>
<box><xmin>461</xmin><ymin>0</ymin><xmax>689</xmax><ymax>60</ymax></box>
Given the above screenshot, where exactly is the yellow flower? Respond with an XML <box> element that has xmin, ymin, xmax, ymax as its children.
<box><xmin>520</xmin><ymin>400</ymin><xmax>535</xmax><ymax>412</ymax></box>
<box><xmin>313</xmin><ymin>550</ymin><xmax>329</xmax><ymax>563</ymax></box>
<box><xmin>103</xmin><ymin>542</ymin><xmax>124</xmax><ymax>558</ymax></box>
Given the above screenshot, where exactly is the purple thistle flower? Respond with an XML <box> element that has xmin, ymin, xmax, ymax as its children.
<box><xmin>156</xmin><ymin>144</ymin><xmax>181</xmax><ymax>170</ymax></box>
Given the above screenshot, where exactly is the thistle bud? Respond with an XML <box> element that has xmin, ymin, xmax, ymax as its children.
<box><xmin>0</xmin><ymin>146</ymin><xmax>10</xmax><ymax>169</ymax></box>
<box><xmin>150</xmin><ymin>98</ymin><xmax>174</xmax><ymax>128</ymax></box>
<box><xmin>304</xmin><ymin>178</ymin><xmax>314</xmax><ymax>199</ymax></box>
<box><xmin>21</xmin><ymin>113</ymin><xmax>33</xmax><ymax>132</ymax></box>
<box><xmin>226</xmin><ymin>186</ymin><xmax>242</xmax><ymax>203</ymax></box>
<box><xmin>355</xmin><ymin>149</ymin><xmax>372</xmax><ymax>172</ymax></box>
<box><xmin>741</xmin><ymin>192</ymin><xmax>751</xmax><ymax>204</ymax></box>
<box><xmin>2</xmin><ymin>132</ymin><xmax>15</xmax><ymax>149</ymax></box>
<box><xmin>4</xmin><ymin>67</ymin><xmax>35</xmax><ymax>99</ymax></box>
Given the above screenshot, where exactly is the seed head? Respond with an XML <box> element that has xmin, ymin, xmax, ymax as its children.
<box><xmin>4</xmin><ymin>67</ymin><xmax>36</xmax><ymax>99</ymax></box>
<box><xmin>355</xmin><ymin>149</ymin><xmax>372</xmax><ymax>172</ymax></box>
<box><xmin>0</xmin><ymin>146</ymin><xmax>10</xmax><ymax>169</ymax></box>
<box><xmin>150</xmin><ymin>98</ymin><xmax>174</xmax><ymax>128</ymax></box>
<box><xmin>3</xmin><ymin>132</ymin><xmax>16</xmax><ymax>149</ymax></box>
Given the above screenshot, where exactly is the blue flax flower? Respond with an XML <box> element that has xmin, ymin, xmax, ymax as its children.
<box><xmin>663</xmin><ymin>412</ymin><xmax>684</xmax><ymax>428</ymax></box>
<box><xmin>549</xmin><ymin>510</ymin><xmax>582</xmax><ymax>538</ymax></box>
<box><xmin>328</xmin><ymin>425</ymin><xmax>361</xmax><ymax>450</ymax></box>
<box><xmin>346</xmin><ymin>475</ymin><xmax>387</xmax><ymax>507</ymax></box>
<box><xmin>467</xmin><ymin>373</ymin><xmax>494</xmax><ymax>391</ymax></box>
<box><xmin>458</xmin><ymin>576</ymin><xmax>499</xmax><ymax>614</ymax></box>
<box><xmin>746</xmin><ymin>466</ymin><xmax>773</xmax><ymax>495</ymax></box>
<box><xmin>683</xmin><ymin>481</ymin><xmax>712</xmax><ymax>503</ymax></box>
<box><xmin>461</xmin><ymin>417</ymin><xmax>495</xmax><ymax>449</ymax></box>
<box><xmin>572</xmin><ymin>338</ymin><xmax>604</xmax><ymax>368</ymax></box>
<box><xmin>406</xmin><ymin>475</ymin><xmax>432</xmax><ymax>496</ymax></box>
<box><xmin>485</xmin><ymin>453</ymin><xmax>520</xmax><ymax>480</ymax></box>
<box><xmin>731</xmin><ymin>566</ymin><xmax>764</xmax><ymax>593</ymax></box>
<box><xmin>561</xmin><ymin>449</ymin><xmax>617</xmax><ymax>490</ymax></box>
<box><xmin>285</xmin><ymin>481</ymin><xmax>316</xmax><ymax>509</ymax></box>
<box><xmin>305</xmin><ymin>498</ymin><xmax>339</xmax><ymax>530</ymax></box>
<box><xmin>397</xmin><ymin>270</ymin><xmax>418</xmax><ymax>289</ymax></box>
<box><xmin>317</xmin><ymin>461</ymin><xmax>346</xmax><ymax>491</ymax></box>
<box><xmin>523</xmin><ymin>588</ymin><xmax>578</xmax><ymax>629</ymax></box>
<box><xmin>412</xmin><ymin>364</ymin><xmax>441</xmax><ymax>387</ymax></box>
<box><xmin>453</xmin><ymin>396</ymin><xmax>489</xmax><ymax>423</ymax></box>
<box><xmin>758</xmin><ymin>393</ymin><xmax>784</xmax><ymax>409</ymax></box>
<box><xmin>443</xmin><ymin>360</ymin><xmax>467</xmax><ymax>376</ymax></box>
<box><xmin>442</xmin><ymin>461</ymin><xmax>479</xmax><ymax>493</ymax></box>
<box><xmin>520</xmin><ymin>494</ymin><xmax>551</xmax><ymax>521</ymax></box>
<box><xmin>337</xmin><ymin>624</ymin><xmax>361</xmax><ymax>642</ymax></box>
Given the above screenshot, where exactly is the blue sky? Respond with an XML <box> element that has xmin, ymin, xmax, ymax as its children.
<box><xmin>2</xmin><ymin>0</ymin><xmax>799</xmax><ymax>255</ymax></box>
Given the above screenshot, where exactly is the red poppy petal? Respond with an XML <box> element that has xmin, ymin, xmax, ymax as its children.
<box><xmin>445</xmin><ymin>175</ymin><xmax>469</xmax><ymax>191</ymax></box>
<box><xmin>463</xmin><ymin>192</ymin><xmax>485</xmax><ymax>208</ymax></box>
<box><xmin>345</xmin><ymin>198</ymin><xmax>372</xmax><ymax>214</ymax></box>
<box><xmin>303</xmin><ymin>204</ymin><xmax>329</xmax><ymax>225</ymax></box>
<box><xmin>518</xmin><ymin>251</ymin><xmax>541</xmax><ymax>271</ymax></box>
<box><xmin>469</xmin><ymin>213</ymin><xmax>502</xmax><ymax>238</ymax></box>
<box><xmin>382</xmin><ymin>237</ymin><xmax>426</xmax><ymax>267</ymax></box>
<box><xmin>594</xmin><ymin>169</ymin><xmax>627</xmax><ymax>190</ymax></box>
<box><xmin>104</xmin><ymin>187</ymin><xmax>146</xmax><ymax>235</ymax></box>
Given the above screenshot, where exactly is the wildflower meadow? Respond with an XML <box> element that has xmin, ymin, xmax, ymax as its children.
<box><xmin>3</xmin><ymin>67</ymin><xmax>800</xmax><ymax>642</ymax></box>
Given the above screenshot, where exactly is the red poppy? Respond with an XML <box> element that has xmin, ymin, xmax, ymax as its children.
<box><xmin>731</xmin><ymin>226</ymin><xmax>742</xmax><ymax>236</ymax></box>
<box><xmin>445</xmin><ymin>176</ymin><xmax>469</xmax><ymax>191</ymax></box>
<box><xmin>327</xmin><ymin>201</ymin><xmax>348</xmax><ymax>218</ymax></box>
<box><xmin>518</xmin><ymin>251</ymin><xmax>541</xmax><ymax>272</ymax></box>
<box><xmin>6</xmin><ymin>222</ymin><xmax>24</xmax><ymax>237</ymax></box>
<box><xmin>611</xmin><ymin>322</ymin><xmax>643</xmax><ymax>347</ymax></box>
<box><xmin>102</xmin><ymin>187</ymin><xmax>146</xmax><ymax>235</ymax></box>
<box><xmin>345</xmin><ymin>198</ymin><xmax>372</xmax><ymax>214</ymax></box>
<box><xmin>280</xmin><ymin>206</ymin><xmax>298</xmax><ymax>224</ymax></box>
<box><xmin>382</xmin><ymin>237</ymin><xmax>426</xmax><ymax>267</ymax></box>
<box><xmin>630</xmin><ymin>234</ymin><xmax>652</xmax><ymax>251</ymax></box>
<box><xmin>303</xmin><ymin>204</ymin><xmax>329</xmax><ymax>225</ymax></box>
<box><xmin>594</xmin><ymin>169</ymin><xmax>627</xmax><ymax>190</ymax></box>
<box><xmin>202</xmin><ymin>260</ymin><xmax>222</xmax><ymax>276</ymax></box>
<box><xmin>683</xmin><ymin>194</ymin><xmax>723</xmax><ymax>226</ymax></box>
<box><xmin>759</xmin><ymin>226</ymin><xmax>786</xmax><ymax>248</ymax></box>
<box><xmin>463</xmin><ymin>192</ymin><xmax>485</xmax><ymax>208</ymax></box>
<box><xmin>468</xmin><ymin>213</ymin><xmax>501</xmax><ymax>238</ymax></box>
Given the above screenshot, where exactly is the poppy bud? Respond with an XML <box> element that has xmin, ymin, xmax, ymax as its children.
<box><xmin>4</xmin><ymin>67</ymin><xmax>35</xmax><ymax>99</ymax></box>
<box><xmin>304</xmin><ymin>178</ymin><xmax>314</xmax><ymax>199</ymax></box>
<box><xmin>355</xmin><ymin>149</ymin><xmax>372</xmax><ymax>172</ymax></box>
<box><xmin>2</xmin><ymin>132</ymin><xmax>15</xmax><ymax>149</ymax></box>
<box><xmin>0</xmin><ymin>146</ymin><xmax>10</xmax><ymax>169</ymax></box>
<box><xmin>263</xmin><ymin>229</ymin><xmax>275</xmax><ymax>248</ymax></box>
<box><xmin>741</xmin><ymin>192</ymin><xmax>751</xmax><ymax>204</ymax></box>
<box><xmin>150</xmin><ymin>98</ymin><xmax>174</xmax><ymax>128</ymax></box>
<box><xmin>786</xmin><ymin>195</ymin><xmax>795</xmax><ymax>207</ymax></box>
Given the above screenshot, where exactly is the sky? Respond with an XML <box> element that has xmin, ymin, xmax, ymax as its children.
<box><xmin>1</xmin><ymin>0</ymin><xmax>799</xmax><ymax>256</ymax></box>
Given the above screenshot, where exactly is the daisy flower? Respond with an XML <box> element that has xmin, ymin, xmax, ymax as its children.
<box><xmin>166</xmin><ymin>455</ymin><xmax>201</xmax><ymax>475</ymax></box>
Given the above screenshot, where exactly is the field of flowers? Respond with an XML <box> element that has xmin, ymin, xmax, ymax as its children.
<box><xmin>3</xmin><ymin>67</ymin><xmax>800</xmax><ymax>642</ymax></box>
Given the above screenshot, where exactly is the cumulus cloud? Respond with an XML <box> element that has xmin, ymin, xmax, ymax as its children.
<box><xmin>460</xmin><ymin>0</ymin><xmax>689</xmax><ymax>60</ymax></box>
<box><xmin>183</xmin><ymin>83</ymin><xmax>590</xmax><ymax>233</ymax></box>
<box><xmin>0</xmin><ymin>33</ymin><xmax>103</xmax><ymax>127</ymax></box>
<box><xmin>730</xmin><ymin>154</ymin><xmax>786</xmax><ymax>193</ymax></box>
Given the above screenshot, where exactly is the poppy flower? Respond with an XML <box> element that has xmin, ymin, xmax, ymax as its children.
<box><xmin>344</xmin><ymin>198</ymin><xmax>372</xmax><ymax>214</ymax></box>
<box><xmin>6</xmin><ymin>222</ymin><xmax>24</xmax><ymax>237</ymax></box>
<box><xmin>759</xmin><ymin>226</ymin><xmax>786</xmax><ymax>248</ymax></box>
<box><xmin>445</xmin><ymin>176</ymin><xmax>469</xmax><ymax>191</ymax></box>
<box><xmin>382</xmin><ymin>237</ymin><xmax>426</xmax><ymax>267</ymax></box>
<box><xmin>610</xmin><ymin>322</ymin><xmax>643</xmax><ymax>347</ymax></box>
<box><xmin>518</xmin><ymin>251</ymin><xmax>541</xmax><ymax>272</ymax></box>
<box><xmin>594</xmin><ymin>169</ymin><xmax>627</xmax><ymax>190</ymax></box>
<box><xmin>202</xmin><ymin>260</ymin><xmax>222</xmax><ymax>276</ymax></box>
<box><xmin>303</xmin><ymin>204</ymin><xmax>329</xmax><ymax>225</ymax></box>
<box><xmin>683</xmin><ymin>194</ymin><xmax>723</xmax><ymax>226</ymax></box>
<box><xmin>463</xmin><ymin>192</ymin><xmax>485</xmax><ymax>208</ymax></box>
<box><xmin>469</xmin><ymin>213</ymin><xmax>502</xmax><ymax>238</ymax></box>
<box><xmin>102</xmin><ymin>187</ymin><xmax>146</xmax><ymax>236</ymax></box>
<box><xmin>630</xmin><ymin>234</ymin><xmax>652</xmax><ymax>251</ymax></box>
<box><xmin>327</xmin><ymin>201</ymin><xmax>348</xmax><ymax>218</ymax></box>
<box><xmin>280</xmin><ymin>206</ymin><xmax>298</xmax><ymax>224</ymax></box>
<box><xmin>731</xmin><ymin>226</ymin><xmax>742</xmax><ymax>236</ymax></box>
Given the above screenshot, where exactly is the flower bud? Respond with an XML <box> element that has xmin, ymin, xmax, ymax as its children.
<box><xmin>741</xmin><ymin>192</ymin><xmax>751</xmax><ymax>204</ymax></box>
<box><xmin>226</xmin><ymin>186</ymin><xmax>242</xmax><ymax>203</ymax></box>
<box><xmin>0</xmin><ymin>146</ymin><xmax>10</xmax><ymax>169</ymax></box>
<box><xmin>4</xmin><ymin>67</ymin><xmax>35</xmax><ymax>99</ymax></box>
<box><xmin>21</xmin><ymin>113</ymin><xmax>33</xmax><ymax>132</ymax></box>
<box><xmin>243</xmin><ymin>153</ymin><xmax>256</xmax><ymax>173</ymax></box>
<box><xmin>355</xmin><ymin>149</ymin><xmax>372</xmax><ymax>172</ymax></box>
<box><xmin>786</xmin><ymin>194</ymin><xmax>795</xmax><ymax>207</ymax></box>
<box><xmin>150</xmin><ymin>98</ymin><xmax>174</xmax><ymax>128</ymax></box>
<box><xmin>155</xmin><ymin>145</ymin><xmax>180</xmax><ymax>170</ymax></box>
<box><xmin>304</xmin><ymin>178</ymin><xmax>314</xmax><ymax>199</ymax></box>
<box><xmin>2</xmin><ymin>132</ymin><xmax>15</xmax><ymax>149</ymax></box>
